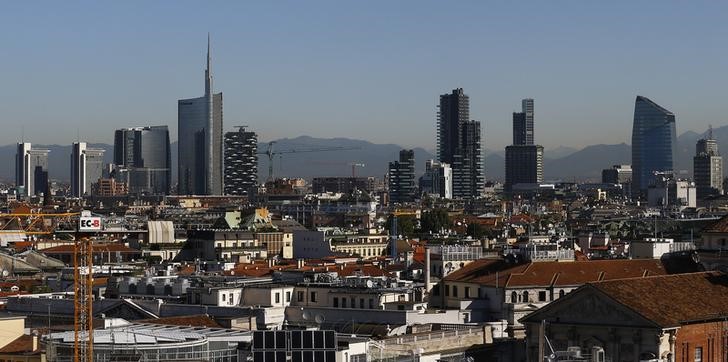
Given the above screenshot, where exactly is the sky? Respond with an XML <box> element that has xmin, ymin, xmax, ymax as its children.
<box><xmin>1</xmin><ymin>1</ymin><xmax>727</xmax><ymax>151</ymax></box>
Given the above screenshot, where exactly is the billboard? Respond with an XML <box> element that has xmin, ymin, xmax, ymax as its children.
<box><xmin>79</xmin><ymin>216</ymin><xmax>102</xmax><ymax>231</ymax></box>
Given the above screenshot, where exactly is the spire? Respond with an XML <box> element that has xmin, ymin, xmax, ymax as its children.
<box><xmin>709</xmin><ymin>124</ymin><xmax>714</xmax><ymax>140</ymax></box>
<box><xmin>205</xmin><ymin>33</ymin><xmax>212</xmax><ymax>96</ymax></box>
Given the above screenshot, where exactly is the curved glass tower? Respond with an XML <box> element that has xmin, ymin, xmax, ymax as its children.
<box><xmin>631</xmin><ymin>96</ymin><xmax>677</xmax><ymax>197</ymax></box>
<box><xmin>178</xmin><ymin>35</ymin><xmax>223</xmax><ymax>195</ymax></box>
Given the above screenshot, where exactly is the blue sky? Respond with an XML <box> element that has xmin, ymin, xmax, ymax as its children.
<box><xmin>1</xmin><ymin>1</ymin><xmax>727</xmax><ymax>151</ymax></box>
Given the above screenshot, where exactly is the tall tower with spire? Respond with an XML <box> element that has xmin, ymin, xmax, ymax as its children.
<box><xmin>178</xmin><ymin>35</ymin><xmax>224</xmax><ymax>195</ymax></box>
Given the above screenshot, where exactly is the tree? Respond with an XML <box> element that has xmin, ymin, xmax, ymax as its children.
<box><xmin>467</xmin><ymin>222</ymin><xmax>486</xmax><ymax>239</ymax></box>
<box><xmin>386</xmin><ymin>215</ymin><xmax>416</xmax><ymax>237</ymax></box>
<box><xmin>420</xmin><ymin>208</ymin><xmax>451</xmax><ymax>234</ymax></box>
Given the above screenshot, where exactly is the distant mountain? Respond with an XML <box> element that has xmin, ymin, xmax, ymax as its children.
<box><xmin>255</xmin><ymin>136</ymin><xmax>434</xmax><ymax>180</ymax></box>
<box><xmin>544</xmin><ymin>143</ymin><xmax>631</xmax><ymax>182</ymax></box>
<box><xmin>545</xmin><ymin>146</ymin><xmax>578</xmax><ymax>159</ymax></box>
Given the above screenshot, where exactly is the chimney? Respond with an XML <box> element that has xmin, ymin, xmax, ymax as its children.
<box><xmin>32</xmin><ymin>334</ymin><xmax>38</xmax><ymax>352</ymax></box>
<box><xmin>425</xmin><ymin>248</ymin><xmax>432</xmax><ymax>293</ymax></box>
<box><xmin>297</xmin><ymin>259</ymin><xmax>304</xmax><ymax>269</ymax></box>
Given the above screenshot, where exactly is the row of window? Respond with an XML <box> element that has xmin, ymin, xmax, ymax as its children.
<box><xmin>332</xmin><ymin>296</ymin><xmax>376</xmax><ymax>309</ymax></box>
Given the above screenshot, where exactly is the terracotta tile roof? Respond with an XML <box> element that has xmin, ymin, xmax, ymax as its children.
<box><xmin>507</xmin><ymin>259</ymin><xmax>666</xmax><ymax>287</ymax></box>
<box><xmin>340</xmin><ymin>264</ymin><xmax>391</xmax><ymax>278</ymax></box>
<box><xmin>443</xmin><ymin>259</ymin><xmax>667</xmax><ymax>288</ymax></box>
<box><xmin>703</xmin><ymin>215</ymin><xmax>728</xmax><ymax>233</ymax></box>
<box><xmin>138</xmin><ymin>315</ymin><xmax>222</xmax><ymax>328</ymax></box>
<box><xmin>590</xmin><ymin>271</ymin><xmax>728</xmax><ymax>327</ymax></box>
<box><xmin>443</xmin><ymin>259</ymin><xmax>528</xmax><ymax>286</ymax></box>
<box><xmin>0</xmin><ymin>334</ymin><xmax>36</xmax><ymax>354</ymax></box>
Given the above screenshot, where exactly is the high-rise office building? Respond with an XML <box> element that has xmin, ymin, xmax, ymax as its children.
<box><xmin>694</xmin><ymin>130</ymin><xmax>723</xmax><ymax>199</ymax></box>
<box><xmin>419</xmin><ymin>160</ymin><xmax>452</xmax><ymax>199</ymax></box>
<box><xmin>436</xmin><ymin>88</ymin><xmax>484</xmax><ymax>198</ymax></box>
<box><xmin>15</xmin><ymin>143</ymin><xmax>50</xmax><ymax>196</ymax></box>
<box><xmin>113</xmin><ymin>126</ymin><xmax>171</xmax><ymax>195</ymax></box>
<box><xmin>178</xmin><ymin>35</ymin><xmax>223</xmax><ymax>195</ymax></box>
<box><xmin>388</xmin><ymin>149</ymin><xmax>416</xmax><ymax>203</ymax></box>
<box><xmin>513</xmin><ymin>98</ymin><xmax>534</xmax><ymax>145</ymax></box>
<box><xmin>70</xmin><ymin>142</ymin><xmax>105</xmax><ymax>197</ymax></box>
<box><xmin>631</xmin><ymin>96</ymin><xmax>677</xmax><ymax>197</ymax></box>
<box><xmin>505</xmin><ymin>98</ymin><xmax>544</xmax><ymax>191</ymax></box>
<box><xmin>224</xmin><ymin>127</ymin><xmax>258</xmax><ymax>196</ymax></box>
<box><xmin>505</xmin><ymin>145</ymin><xmax>544</xmax><ymax>191</ymax></box>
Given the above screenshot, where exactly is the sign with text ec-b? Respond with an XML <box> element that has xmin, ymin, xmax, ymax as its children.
<box><xmin>79</xmin><ymin>217</ymin><xmax>102</xmax><ymax>231</ymax></box>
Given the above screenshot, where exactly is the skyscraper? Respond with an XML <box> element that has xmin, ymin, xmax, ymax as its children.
<box><xmin>419</xmin><ymin>160</ymin><xmax>452</xmax><ymax>199</ymax></box>
<box><xmin>388</xmin><ymin>149</ymin><xmax>416</xmax><ymax>203</ymax></box>
<box><xmin>631</xmin><ymin>96</ymin><xmax>677</xmax><ymax>197</ymax></box>
<box><xmin>436</xmin><ymin>88</ymin><xmax>484</xmax><ymax>198</ymax></box>
<box><xmin>513</xmin><ymin>98</ymin><xmax>534</xmax><ymax>145</ymax></box>
<box><xmin>15</xmin><ymin>143</ymin><xmax>50</xmax><ymax>196</ymax></box>
<box><xmin>113</xmin><ymin>126</ymin><xmax>171</xmax><ymax>195</ymax></box>
<box><xmin>224</xmin><ymin>127</ymin><xmax>258</xmax><ymax>196</ymax></box>
<box><xmin>178</xmin><ymin>35</ymin><xmax>223</xmax><ymax>195</ymax></box>
<box><xmin>505</xmin><ymin>98</ymin><xmax>544</xmax><ymax>191</ymax></box>
<box><xmin>505</xmin><ymin>145</ymin><xmax>544</xmax><ymax>191</ymax></box>
<box><xmin>694</xmin><ymin>129</ymin><xmax>723</xmax><ymax>199</ymax></box>
<box><xmin>71</xmin><ymin>142</ymin><xmax>105</xmax><ymax>197</ymax></box>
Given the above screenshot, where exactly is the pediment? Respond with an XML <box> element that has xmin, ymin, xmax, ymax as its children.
<box><xmin>522</xmin><ymin>287</ymin><xmax>658</xmax><ymax>328</ymax></box>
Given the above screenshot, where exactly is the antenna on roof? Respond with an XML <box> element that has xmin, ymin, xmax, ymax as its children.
<box><xmin>709</xmin><ymin>124</ymin><xmax>714</xmax><ymax>140</ymax></box>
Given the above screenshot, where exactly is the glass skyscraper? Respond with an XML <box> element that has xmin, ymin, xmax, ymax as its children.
<box><xmin>178</xmin><ymin>35</ymin><xmax>223</xmax><ymax>195</ymax></box>
<box><xmin>436</xmin><ymin>88</ymin><xmax>484</xmax><ymax>199</ymax></box>
<box><xmin>113</xmin><ymin>126</ymin><xmax>171</xmax><ymax>195</ymax></box>
<box><xmin>631</xmin><ymin>96</ymin><xmax>677</xmax><ymax>197</ymax></box>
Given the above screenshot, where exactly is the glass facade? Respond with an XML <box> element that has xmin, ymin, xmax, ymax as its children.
<box><xmin>631</xmin><ymin>96</ymin><xmax>677</xmax><ymax>196</ymax></box>
<box><xmin>114</xmin><ymin>126</ymin><xmax>171</xmax><ymax>195</ymax></box>
<box><xmin>178</xmin><ymin>39</ymin><xmax>223</xmax><ymax>195</ymax></box>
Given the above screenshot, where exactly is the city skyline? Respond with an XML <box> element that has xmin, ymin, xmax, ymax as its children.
<box><xmin>3</xmin><ymin>2</ymin><xmax>728</xmax><ymax>151</ymax></box>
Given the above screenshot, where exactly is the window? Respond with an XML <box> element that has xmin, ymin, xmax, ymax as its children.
<box><xmin>453</xmin><ymin>286</ymin><xmax>458</xmax><ymax>297</ymax></box>
<box><xmin>342</xmin><ymin>298</ymin><xmax>347</xmax><ymax>308</ymax></box>
<box><xmin>369</xmin><ymin>298</ymin><xmax>374</xmax><ymax>309</ymax></box>
<box><xmin>222</xmin><ymin>294</ymin><xmax>226</xmax><ymax>302</ymax></box>
<box><xmin>286</xmin><ymin>291</ymin><xmax>291</xmax><ymax>302</ymax></box>
<box><xmin>559</xmin><ymin>289</ymin><xmax>565</xmax><ymax>298</ymax></box>
<box><xmin>432</xmin><ymin>285</ymin><xmax>440</xmax><ymax>296</ymax></box>
<box><xmin>511</xmin><ymin>291</ymin><xmax>518</xmax><ymax>303</ymax></box>
<box><xmin>333</xmin><ymin>297</ymin><xmax>339</xmax><ymax>308</ymax></box>
<box><xmin>229</xmin><ymin>293</ymin><xmax>234</xmax><ymax>305</ymax></box>
<box><xmin>445</xmin><ymin>285</ymin><xmax>450</xmax><ymax>297</ymax></box>
<box><xmin>297</xmin><ymin>291</ymin><xmax>304</xmax><ymax>302</ymax></box>
<box><xmin>351</xmin><ymin>297</ymin><xmax>356</xmax><ymax>307</ymax></box>
<box><xmin>275</xmin><ymin>292</ymin><xmax>280</xmax><ymax>304</ymax></box>
<box><xmin>694</xmin><ymin>347</ymin><xmax>702</xmax><ymax>362</ymax></box>
<box><xmin>538</xmin><ymin>291</ymin><xmax>547</xmax><ymax>302</ymax></box>
<box><xmin>311</xmin><ymin>292</ymin><xmax>317</xmax><ymax>303</ymax></box>
<box><xmin>522</xmin><ymin>291</ymin><xmax>529</xmax><ymax>302</ymax></box>
<box><xmin>360</xmin><ymin>298</ymin><xmax>365</xmax><ymax>309</ymax></box>
<box><xmin>464</xmin><ymin>287</ymin><xmax>470</xmax><ymax>298</ymax></box>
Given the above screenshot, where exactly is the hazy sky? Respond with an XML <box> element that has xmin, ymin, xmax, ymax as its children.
<box><xmin>1</xmin><ymin>1</ymin><xmax>727</xmax><ymax>151</ymax></box>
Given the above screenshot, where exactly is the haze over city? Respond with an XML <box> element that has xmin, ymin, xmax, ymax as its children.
<box><xmin>3</xmin><ymin>1</ymin><xmax>728</xmax><ymax>150</ymax></box>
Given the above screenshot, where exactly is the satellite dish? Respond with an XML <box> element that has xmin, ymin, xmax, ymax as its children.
<box><xmin>315</xmin><ymin>314</ymin><xmax>325</xmax><ymax>324</ymax></box>
<box><xmin>302</xmin><ymin>311</ymin><xmax>311</xmax><ymax>320</ymax></box>
<box><xmin>1</xmin><ymin>270</ymin><xmax>8</xmax><ymax>278</ymax></box>
<box><xmin>365</xmin><ymin>280</ymin><xmax>374</xmax><ymax>288</ymax></box>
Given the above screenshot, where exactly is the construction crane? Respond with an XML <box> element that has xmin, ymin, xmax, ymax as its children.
<box><xmin>259</xmin><ymin>141</ymin><xmax>361</xmax><ymax>181</ymax></box>
<box><xmin>0</xmin><ymin>211</ymin><xmax>78</xmax><ymax>235</ymax></box>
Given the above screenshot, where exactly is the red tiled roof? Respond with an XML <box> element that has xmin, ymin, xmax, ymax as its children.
<box><xmin>444</xmin><ymin>259</ymin><xmax>667</xmax><ymax>288</ymax></box>
<box><xmin>590</xmin><ymin>271</ymin><xmax>728</xmax><ymax>327</ymax></box>
<box><xmin>507</xmin><ymin>259</ymin><xmax>666</xmax><ymax>287</ymax></box>
<box><xmin>703</xmin><ymin>215</ymin><xmax>728</xmax><ymax>233</ymax></box>
<box><xmin>0</xmin><ymin>334</ymin><xmax>36</xmax><ymax>354</ymax></box>
<box><xmin>443</xmin><ymin>259</ymin><xmax>528</xmax><ymax>286</ymax></box>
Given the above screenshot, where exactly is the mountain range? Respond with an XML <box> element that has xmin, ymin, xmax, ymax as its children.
<box><xmin>1</xmin><ymin>126</ymin><xmax>726</xmax><ymax>184</ymax></box>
